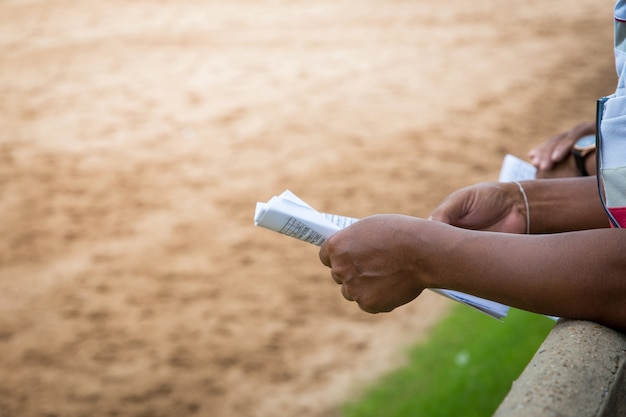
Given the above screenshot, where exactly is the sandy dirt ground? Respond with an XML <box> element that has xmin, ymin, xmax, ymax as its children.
<box><xmin>0</xmin><ymin>0</ymin><xmax>618</xmax><ymax>416</ymax></box>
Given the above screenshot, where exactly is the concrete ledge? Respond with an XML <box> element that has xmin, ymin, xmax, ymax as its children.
<box><xmin>493</xmin><ymin>319</ymin><xmax>626</xmax><ymax>417</ymax></box>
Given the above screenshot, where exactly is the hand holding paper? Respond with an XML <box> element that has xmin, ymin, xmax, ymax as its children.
<box><xmin>255</xmin><ymin>190</ymin><xmax>510</xmax><ymax>320</ymax></box>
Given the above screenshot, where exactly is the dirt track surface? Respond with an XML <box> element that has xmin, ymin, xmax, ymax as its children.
<box><xmin>0</xmin><ymin>0</ymin><xmax>617</xmax><ymax>416</ymax></box>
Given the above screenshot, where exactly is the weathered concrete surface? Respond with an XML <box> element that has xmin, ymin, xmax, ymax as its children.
<box><xmin>494</xmin><ymin>319</ymin><xmax>626</xmax><ymax>417</ymax></box>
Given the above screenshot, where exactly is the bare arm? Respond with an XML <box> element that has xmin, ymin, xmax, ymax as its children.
<box><xmin>430</xmin><ymin>177</ymin><xmax>608</xmax><ymax>234</ymax></box>
<box><xmin>319</xmin><ymin>177</ymin><xmax>626</xmax><ymax>330</ymax></box>
<box><xmin>519</xmin><ymin>176</ymin><xmax>608</xmax><ymax>232</ymax></box>
<box><xmin>415</xmin><ymin>221</ymin><xmax>626</xmax><ymax>330</ymax></box>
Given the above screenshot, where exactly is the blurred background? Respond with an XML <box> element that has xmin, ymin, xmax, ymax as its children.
<box><xmin>0</xmin><ymin>0</ymin><xmax>616</xmax><ymax>416</ymax></box>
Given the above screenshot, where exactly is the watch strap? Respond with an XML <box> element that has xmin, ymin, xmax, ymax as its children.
<box><xmin>573</xmin><ymin>149</ymin><xmax>590</xmax><ymax>176</ymax></box>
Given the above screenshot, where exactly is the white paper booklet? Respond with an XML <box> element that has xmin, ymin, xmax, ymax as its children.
<box><xmin>498</xmin><ymin>154</ymin><xmax>537</xmax><ymax>182</ymax></box>
<box><xmin>255</xmin><ymin>190</ymin><xmax>510</xmax><ymax>320</ymax></box>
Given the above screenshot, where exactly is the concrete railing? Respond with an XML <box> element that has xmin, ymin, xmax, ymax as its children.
<box><xmin>493</xmin><ymin>319</ymin><xmax>626</xmax><ymax>417</ymax></box>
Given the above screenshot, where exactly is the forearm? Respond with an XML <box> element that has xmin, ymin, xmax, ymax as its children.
<box><xmin>321</xmin><ymin>180</ymin><xmax>622</xmax><ymax>329</ymax></box>
<box><xmin>421</xmin><ymin>223</ymin><xmax>626</xmax><ymax>330</ymax></box>
<box><xmin>518</xmin><ymin>177</ymin><xmax>608</xmax><ymax>233</ymax></box>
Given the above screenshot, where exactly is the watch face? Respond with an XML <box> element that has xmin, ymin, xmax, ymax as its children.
<box><xmin>575</xmin><ymin>134</ymin><xmax>596</xmax><ymax>149</ymax></box>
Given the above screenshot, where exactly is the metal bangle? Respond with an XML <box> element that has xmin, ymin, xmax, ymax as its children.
<box><xmin>513</xmin><ymin>181</ymin><xmax>530</xmax><ymax>234</ymax></box>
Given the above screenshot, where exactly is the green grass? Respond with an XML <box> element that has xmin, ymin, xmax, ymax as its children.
<box><xmin>342</xmin><ymin>306</ymin><xmax>555</xmax><ymax>417</ymax></box>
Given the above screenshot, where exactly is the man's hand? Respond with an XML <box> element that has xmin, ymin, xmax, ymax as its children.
<box><xmin>528</xmin><ymin>121</ymin><xmax>595</xmax><ymax>178</ymax></box>
<box><xmin>319</xmin><ymin>215</ymin><xmax>427</xmax><ymax>313</ymax></box>
<box><xmin>429</xmin><ymin>182</ymin><xmax>527</xmax><ymax>233</ymax></box>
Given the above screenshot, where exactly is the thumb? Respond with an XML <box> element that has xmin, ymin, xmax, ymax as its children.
<box><xmin>428</xmin><ymin>209</ymin><xmax>453</xmax><ymax>225</ymax></box>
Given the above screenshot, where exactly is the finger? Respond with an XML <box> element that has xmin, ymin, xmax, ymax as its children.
<box><xmin>528</xmin><ymin>144</ymin><xmax>548</xmax><ymax>160</ymax></box>
<box><xmin>538</xmin><ymin>157</ymin><xmax>554</xmax><ymax>171</ymax></box>
<box><xmin>551</xmin><ymin>137</ymin><xmax>577</xmax><ymax>162</ymax></box>
<box><xmin>429</xmin><ymin>199</ymin><xmax>461</xmax><ymax>225</ymax></box>
<box><xmin>318</xmin><ymin>245</ymin><xmax>330</xmax><ymax>267</ymax></box>
<box><xmin>331</xmin><ymin>270</ymin><xmax>343</xmax><ymax>285</ymax></box>
<box><xmin>341</xmin><ymin>284</ymin><xmax>355</xmax><ymax>301</ymax></box>
<box><xmin>428</xmin><ymin>207</ymin><xmax>452</xmax><ymax>224</ymax></box>
<box><xmin>529</xmin><ymin>153</ymin><xmax>540</xmax><ymax>168</ymax></box>
<box><xmin>529</xmin><ymin>151</ymin><xmax>555</xmax><ymax>170</ymax></box>
<box><xmin>528</xmin><ymin>140</ymin><xmax>554</xmax><ymax>160</ymax></box>
<box><xmin>358</xmin><ymin>303</ymin><xmax>379</xmax><ymax>314</ymax></box>
<box><xmin>429</xmin><ymin>195</ymin><xmax>459</xmax><ymax>224</ymax></box>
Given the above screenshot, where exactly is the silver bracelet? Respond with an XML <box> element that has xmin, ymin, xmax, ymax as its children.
<box><xmin>513</xmin><ymin>181</ymin><xmax>530</xmax><ymax>234</ymax></box>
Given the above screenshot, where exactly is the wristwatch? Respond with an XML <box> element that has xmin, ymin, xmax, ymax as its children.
<box><xmin>572</xmin><ymin>134</ymin><xmax>596</xmax><ymax>176</ymax></box>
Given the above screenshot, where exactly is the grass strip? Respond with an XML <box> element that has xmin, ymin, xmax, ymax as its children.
<box><xmin>342</xmin><ymin>306</ymin><xmax>555</xmax><ymax>417</ymax></box>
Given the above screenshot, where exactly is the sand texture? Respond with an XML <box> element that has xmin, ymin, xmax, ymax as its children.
<box><xmin>0</xmin><ymin>0</ymin><xmax>617</xmax><ymax>416</ymax></box>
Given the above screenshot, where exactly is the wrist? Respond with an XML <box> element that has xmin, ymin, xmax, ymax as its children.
<box><xmin>515</xmin><ymin>177</ymin><xmax>606</xmax><ymax>232</ymax></box>
<box><xmin>413</xmin><ymin>220</ymin><xmax>466</xmax><ymax>289</ymax></box>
